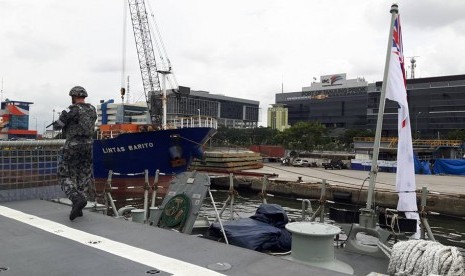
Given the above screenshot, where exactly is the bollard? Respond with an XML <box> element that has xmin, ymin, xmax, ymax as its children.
<box><xmin>284</xmin><ymin>222</ymin><xmax>353</xmax><ymax>274</ymax></box>
<box><xmin>131</xmin><ymin>209</ymin><xmax>145</xmax><ymax>223</ymax></box>
<box><xmin>148</xmin><ymin>207</ymin><xmax>162</xmax><ymax>226</ymax></box>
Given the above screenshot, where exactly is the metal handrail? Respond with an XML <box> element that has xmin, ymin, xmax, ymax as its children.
<box><xmin>353</xmin><ymin>137</ymin><xmax>462</xmax><ymax>147</ymax></box>
<box><xmin>0</xmin><ymin>139</ymin><xmax>65</xmax><ymax>147</ymax></box>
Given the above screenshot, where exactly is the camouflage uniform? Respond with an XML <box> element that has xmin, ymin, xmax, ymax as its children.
<box><xmin>56</xmin><ymin>101</ymin><xmax>97</xmax><ymax>201</ymax></box>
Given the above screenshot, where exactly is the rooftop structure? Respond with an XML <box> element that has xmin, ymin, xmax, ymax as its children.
<box><xmin>0</xmin><ymin>99</ymin><xmax>37</xmax><ymax>140</ymax></box>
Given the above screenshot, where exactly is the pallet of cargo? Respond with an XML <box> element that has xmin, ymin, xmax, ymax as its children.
<box><xmin>190</xmin><ymin>148</ymin><xmax>263</xmax><ymax>172</ymax></box>
<box><xmin>193</xmin><ymin>164</ymin><xmax>264</xmax><ymax>173</ymax></box>
<box><xmin>191</xmin><ymin>160</ymin><xmax>262</xmax><ymax>168</ymax></box>
<box><xmin>203</xmin><ymin>150</ymin><xmax>261</xmax><ymax>158</ymax></box>
<box><xmin>201</xmin><ymin>156</ymin><xmax>262</xmax><ymax>162</ymax></box>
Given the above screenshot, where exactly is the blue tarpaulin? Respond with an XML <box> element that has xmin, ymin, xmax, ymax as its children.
<box><xmin>209</xmin><ymin>204</ymin><xmax>292</xmax><ymax>252</ymax></box>
<box><xmin>433</xmin><ymin>159</ymin><xmax>465</xmax><ymax>175</ymax></box>
<box><xmin>414</xmin><ymin>154</ymin><xmax>432</xmax><ymax>175</ymax></box>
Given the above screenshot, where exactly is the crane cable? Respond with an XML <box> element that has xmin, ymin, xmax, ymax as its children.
<box><xmin>146</xmin><ymin>0</ymin><xmax>179</xmax><ymax>91</ymax></box>
<box><xmin>121</xmin><ymin>0</ymin><xmax>128</xmax><ymax>103</ymax></box>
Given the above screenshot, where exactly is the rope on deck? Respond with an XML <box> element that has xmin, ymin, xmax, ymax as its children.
<box><xmin>388</xmin><ymin>240</ymin><xmax>464</xmax><ymax>276</ymax></box>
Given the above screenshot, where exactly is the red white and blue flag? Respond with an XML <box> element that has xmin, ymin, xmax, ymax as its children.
<box><xmin>384</xmin><ymin>14</ymin><xmax>419</xmax><ymax>223</ymax></box>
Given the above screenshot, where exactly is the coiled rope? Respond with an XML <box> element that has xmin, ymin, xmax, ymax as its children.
<box><xmin>388</xmin><ymin>240</ymin><xmax>464</xmax><ymax>275</ymax></box>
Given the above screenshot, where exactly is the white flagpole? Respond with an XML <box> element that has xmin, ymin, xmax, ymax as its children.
<box><xmin>364</xmin><ymin>4</ymin><xmax>399</xmax><ymax>212</ymax></box>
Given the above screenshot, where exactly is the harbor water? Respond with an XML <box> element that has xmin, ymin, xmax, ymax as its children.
<box><xmin>200</xmin><ymin>190</ymin><xmax>465</xmax><ymax>254</ymax></box>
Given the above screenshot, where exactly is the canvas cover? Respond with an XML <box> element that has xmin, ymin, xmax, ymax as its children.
<box><xmin>209</xmin><ymin>204</ymin><xmax>291</xmax><ymax>252</ymax></box>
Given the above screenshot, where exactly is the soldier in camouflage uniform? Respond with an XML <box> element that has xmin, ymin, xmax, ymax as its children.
<box><xmin>53</xmin><ymin>86</ymin><xmax>97</xmax><ymax>220</ymax></box>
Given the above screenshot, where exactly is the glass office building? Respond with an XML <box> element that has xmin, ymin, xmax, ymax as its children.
<box><xmin>368</xmin><ymin>74</ymin><xmax>465</xmax><ymax>138</ymax></box>
<box><xmin>167</xmin><ymin>89</ymin><xmax>259</xmax><ymax>128</ymax></box>
<box><xmin>276</xmin><ymin>74</ymin><xmax>368</xmax><ymax>129</ymax></box>
<box><xmin>98</xmin><ymin>89</ymin><xmax>260</xmax><ymax>129</ymax></box>
<box><xmin>276</xmin><ymin>73</ymin><xmax>465</xmax><ymax>139</ymax></box>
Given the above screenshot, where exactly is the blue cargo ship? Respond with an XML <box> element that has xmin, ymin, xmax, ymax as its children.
<box><xmin>92</xmin><ymin>126</ymin><xmax>216</xmax><ymax>196</ymax></box>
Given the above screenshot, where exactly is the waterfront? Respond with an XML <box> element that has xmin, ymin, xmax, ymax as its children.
<box><xmin>238</xmin><ymin>163</ymin><xmax>465</xmax><ymax>217</ymax></box>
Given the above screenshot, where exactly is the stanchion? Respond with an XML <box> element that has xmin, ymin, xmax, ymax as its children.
<box><xmin>143</xmin><ymin>169</ymin><xmax>149</xmax><ymax>222</ymax></box>
<box><xmin>105</xmin><ymin>170</ymin><xmax>119</xmax><ymax>218</ymax></box>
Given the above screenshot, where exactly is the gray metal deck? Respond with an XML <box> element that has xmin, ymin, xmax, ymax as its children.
<box><xmin>0</xmin><ymin>200</ymin><xmax>353</xmax><ymax>276</ymax></box>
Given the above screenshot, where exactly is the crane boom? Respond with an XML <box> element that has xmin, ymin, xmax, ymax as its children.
<box><xmin>127</xmin><ymin>0</ymin><xmax>162</xmax><ymax>125</ymax></box>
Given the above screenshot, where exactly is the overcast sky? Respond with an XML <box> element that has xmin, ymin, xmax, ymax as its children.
<box><xmin>1</xmin><ymin>0</ymin><xmax>465</xmax><ymax>132</ymax></box>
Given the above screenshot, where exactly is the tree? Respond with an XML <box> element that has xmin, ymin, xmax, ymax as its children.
<box><xmin>211</xmin><ymin>126</ymin><xmax>280</xmax><ymax>147</ymax></box>
<box><xmin>447</xmin><ymin>129</ymin><xmax>465</xmax><ymax>141</ymax></box>
<box><xmin>338</xmin><ymin>129</ymin><xmax>375</xmax><ymax>149</ymax></box>
<box><xmin>275</xmin><ymin>121</ymin><xmax>329</xmax><ymax>151</ymax></box>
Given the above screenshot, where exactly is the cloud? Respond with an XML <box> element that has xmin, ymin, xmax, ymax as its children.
<box><xmin>403</xmin><ymin>0</ymin><xmax>465</xmax><ymax>30</ymax></box>
<box><xmin>9</xmin><ymin>33</ymin><xmax>67</xmax><ymax>64</ymax></box>
<box><xmin>1</xmin><ymin>0</ymin><xmax>465</xmax><ymax>129</ymax></box>
<box><xmin>90</xmin><ymin>59</ymin><xmax>122</xmax><ymax>73</ymax></box>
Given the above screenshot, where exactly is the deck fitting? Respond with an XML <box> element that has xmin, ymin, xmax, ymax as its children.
<box><xmin>207</xmin><ymin>262</ymin><xmax>231</xmax><ymax>271</ymax></box>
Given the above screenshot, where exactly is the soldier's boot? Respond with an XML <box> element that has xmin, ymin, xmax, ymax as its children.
<box><xmin>69</xmin><ymin>194</ymin><xmax>87</xmax><ymax>221</ymax></box>
<box><xmin>78</xmin><ymin>194</ymin><xmax>88</xmax><ymax>217</ymax></box>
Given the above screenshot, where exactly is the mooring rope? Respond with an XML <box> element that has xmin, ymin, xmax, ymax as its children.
<box><xmin>388</xmin><ymin>240</ymin><xmax>464</xmax><ymax>275</ymax></box>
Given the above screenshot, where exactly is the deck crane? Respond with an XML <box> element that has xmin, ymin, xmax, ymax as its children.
<box><xmin>127</xmin><ymin>0</ymin><xmax>180</xmax><ymax>127</ymax></box>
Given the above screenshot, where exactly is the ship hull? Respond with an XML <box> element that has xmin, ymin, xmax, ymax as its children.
<box><xmin>92</xmin><ymin>127</ymin><xmax>216</xmax><ymax>197</ymax></box>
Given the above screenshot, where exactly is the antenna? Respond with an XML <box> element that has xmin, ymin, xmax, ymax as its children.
<box><xmin>407</xmin><ymin>56</ymin><xmax>419</xmax><ymax>79</ymax></box>
<box><xmin>281</xmin><ymin>74</ymin><xmax>284</xmax><ymax>93</ymax></box>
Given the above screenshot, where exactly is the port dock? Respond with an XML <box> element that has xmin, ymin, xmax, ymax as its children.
<box><xmin>212</xmin><ymin>163</ymin><xmax>465</xmax><ymax>217</ymax></box>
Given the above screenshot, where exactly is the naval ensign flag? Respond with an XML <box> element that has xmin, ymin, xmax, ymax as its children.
<box><xmin>385</xmin><ymin>14</ymin><xmax>419</xmax><ymax>224</ymax></box>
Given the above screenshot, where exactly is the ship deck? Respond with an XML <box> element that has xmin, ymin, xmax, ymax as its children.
<box><xmin>0</xmin><ymin>199</ymin><xmax>389</xmax><ymax>276</ymax></box>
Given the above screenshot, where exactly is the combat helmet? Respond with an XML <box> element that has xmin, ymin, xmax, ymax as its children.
<box><xmin>69</xmin><ymin>86</ymin><xmax>88</xmax><ymax>97</ymax></box>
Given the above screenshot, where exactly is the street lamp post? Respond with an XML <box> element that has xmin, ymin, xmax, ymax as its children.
<box><xmin>197</xmin><ymin>109</ymin><xmax>201</xmax><ymax>127</ymax></box>
<box><xmin>56</xmin><ymin>111</ymin><xmax>61</xmax><ymax>138</ymax></box>
<box><xmin>52</xmin><ymin>109</ymin><xmax>55</xmax><ymax>138</ymax></box>
<box><xmin>33</xmin><ymin>117</ymin><xmax>38</xmax><ymax>139</ymax></box>
<box><xmin>415</xmin><ymin>111</ymin><xmax>422</xmax><ymax>139</ymax></box>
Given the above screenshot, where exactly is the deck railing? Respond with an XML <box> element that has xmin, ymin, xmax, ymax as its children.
<box><xmin>96</xmin><ymin>116</ymin><xmax>218</xmax><ymax>139</ymax></box>
<box><xmin>169</xmin><ymin>116</ymin><xmax>218</xmax><ymax>129</ymax></box>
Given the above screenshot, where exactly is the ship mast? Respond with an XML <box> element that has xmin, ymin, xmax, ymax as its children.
<box><xmin>361</xmin><ymin>4</ymin><xmax>399</xmax><ymax>221</ymax></box>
